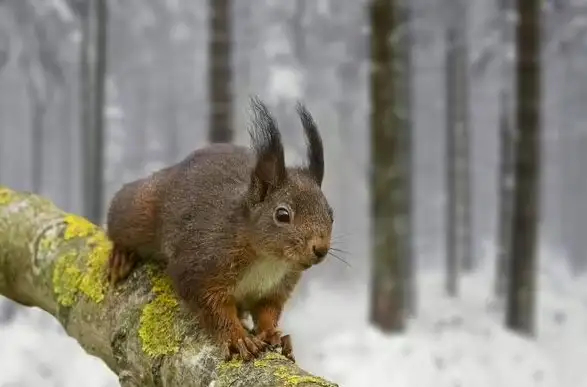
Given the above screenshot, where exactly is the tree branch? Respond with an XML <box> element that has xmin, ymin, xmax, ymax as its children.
<box><xmin>0</xmin><ymin>186</ymin><xmax>338</xmax><ymax>387</ymax></box>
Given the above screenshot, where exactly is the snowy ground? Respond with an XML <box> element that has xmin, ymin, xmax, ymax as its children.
<box><xmin>1</xmin><ymin>245</ymin><xmax>586</xmax><ymax>387</ymax></box>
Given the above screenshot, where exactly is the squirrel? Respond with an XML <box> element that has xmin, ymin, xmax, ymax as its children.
<box><xmin>105</xmin><ymin>97</ymin><xmax>334</xmax><ymax>362</ymax></box>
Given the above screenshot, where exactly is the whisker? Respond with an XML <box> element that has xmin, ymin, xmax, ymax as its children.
<box><xmin>330</xmin><ymin>247</ymin><xmax>350</xmax><ymax>255</ymax></box>
<box><xmin>332</xmin><ymin>233</ymin><xmax>353</xmax><ymax>241</ymax></box>
<box><xmin>328</xmin><ymin>251</ymin><xmax>351</xmax><ymax>267</ymax></box>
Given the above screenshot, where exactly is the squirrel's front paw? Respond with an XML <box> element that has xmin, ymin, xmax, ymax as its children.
<box><xmin>224</xmin><ymin>334</ymin><xmax>268</xmax><ymax>361</ymax></box>
<box><xmin>256</xmin><ymin>329</ymin><xmax>296</xmax><ymax>362</ymax></box>
<box><xmin>255</xmin><ymin>328</ymin><xmax>283</xmax><ymax>347</ymax></box>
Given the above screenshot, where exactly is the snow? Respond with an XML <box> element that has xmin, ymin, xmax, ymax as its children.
<box><xmin>0</xmin><ymin>307</ymin><xmax>118</xmax><ymax>387</ymax></box>
<box><xmin>283</xmin><ymin>244</ymin><xmax>587</xmax><ymax>387</ymax></box>
<box><xmin>1</xmin><ymin>244</ymin><xmax>587</xmax><ymax>387</ymax></box>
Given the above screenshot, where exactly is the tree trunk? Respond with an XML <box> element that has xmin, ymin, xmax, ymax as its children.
<box><xmin>495</xmin><ymin>0</ymin><xmax>516</xmax><ymax>299</ymax></box>
<box><xmin>208</xmin><ymin>0</ymin><xmax>234</xmax><ymax>143</ymax></box>
<box><xmin>0</xmin><ymin>186</ymin><xmax>338</xmax><ymax>387</ymax></box>
<box><xmin>10</xmin><ymin>0</ymin><xmax>49</xmax><ymax>196</ymax></box>
<box><xmin>80</xmin><ymin>0</ymin><xmax>108</xmax><ymax>225</ymax></box>
<box><xmin>369</xmin><ymin>0</ymin><xmax>405</xmax><ymax>333</ymax></box>
<box><xmin>444</xmin><ymin>1</ymin><xmax>473</xmax><ymax>294</ymax></box>
<box><xmin>505</xmin><ymin>0</ymin><xmax>541</xmax><ymax>336</ymax></box>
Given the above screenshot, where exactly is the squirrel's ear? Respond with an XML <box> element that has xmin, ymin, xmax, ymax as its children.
<box><xmin>296</xmin><ymin>102</ymin><xmax>324</xmax><ymax>186</ymax></box>
<box><xmin>248</xmin><ymin>97</ymin><xmax>287</xmax><ymax>202</ymax></box>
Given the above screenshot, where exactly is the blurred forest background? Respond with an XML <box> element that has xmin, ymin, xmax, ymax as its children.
<box><xmin>1</xmin><ymin>0</ymin><xmax>587</xmax><ymax>386</ymax></box>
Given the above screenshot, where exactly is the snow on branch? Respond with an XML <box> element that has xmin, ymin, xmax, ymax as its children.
<box><xmin>0</xmin><ymin>186</ymin><xmax>338</xmax><ymax>387</ymax></box>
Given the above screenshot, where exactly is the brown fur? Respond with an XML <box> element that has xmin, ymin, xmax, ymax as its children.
<box><xmin>105</xmin><ymin>98</ymin><xmax>333</xmax><ymax>362</ymax></box>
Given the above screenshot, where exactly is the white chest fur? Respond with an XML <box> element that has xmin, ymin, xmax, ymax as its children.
<box><xmin>233</xmin><ymin>256</ymin><xmax>291</xmax><ymax>301</ymax></box>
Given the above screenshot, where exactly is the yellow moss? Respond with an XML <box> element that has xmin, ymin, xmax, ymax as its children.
<box><xmin>273</xmin><ymin>365</ymin><xmax>336</xmax><ymax>387</ymax></box>
<box><xmin>253</xmin><ymin>352</ymin><xmax>285</xmax><ymax>368</ymax></box>
<box><xmin>219</xmin><ymin>353</ymin><xmax>336</xmax><ymax>386</ymax></box>
<box><xmin>52</xmin><ymin>251</ymin><xmax>82</xmax><ymax>306</ymax></box>
<box><xmin>52</xmin><ymin>214</ymin><xmax>112</xmax><ymax>307</ymax></box>
<box><xmin>63</xmin><ymin>214</ymin><xmax>96</xmax><ymax>240</ymax></box>
<box><xmin>150</xmin><ymin>267</ymin><xmax>175</xmax><ymax>295</ymax></box>
<box><xmin>38</xmin><ymin>235</ymin><xmax>56</xmax><ymax>254</ymax></box>
<box><xmin>138</xmin><ymin>265</ymin><xmax>182</xmax><ymax>357</ymax></box>
<box><xmin>78</xmin><ymin>231</ymin><xmax>111</xmax><ymax>303</ymax></box>
<box><xmin>218</xmin><ymin>359</ymin><xmax>244</xmax><ymax>371</ymax></box>
<box><xmin>0</xmin><ymin>186</ymin><xmax>16</xmax><ymax>205</ymax></box>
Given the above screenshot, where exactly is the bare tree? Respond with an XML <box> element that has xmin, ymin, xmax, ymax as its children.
<box><xmin>207</xmin><ymin>0</ymin><xmax>234</xmax><ymax>143</ymax></box>
<box><xmin>369</xmin><ymin>0</ymin><xmax>406</xmax><ymax>332</ymax></box>
<box><xmin>8</xmin><ymin>0</ymin><xmax>65</xmax><ymax>195</ymax></box>
<box><xmin>80</xmin><ymin>0</ymin><xmax>108</xmax><ymax>225</ymax></box>
<box><xmin>506</xmin><ymin>0</ymin><xmax>541</xmax><ymax>336</ymax></box>
<box><xmin>444</xmin><ymin>0</ymin><xmax>473</xmax><ymax>296</ymax></box>
<box><xmin>495</xmin><ymin>0</ymin><xmax>516</xmax><ymax>298</ymax></box>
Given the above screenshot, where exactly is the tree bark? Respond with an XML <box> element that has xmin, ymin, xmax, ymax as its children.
<box><xmin>208</xmin><ymin>0</ymin><xmax>234</xmax><ymax>143</ymax></box>
<box><xmin>445</xmin><ymin>0</ymin><xmax>473</xmax><ymax>295</ymax></box>
<box><xmin>369</xmin><ymin>0</ymin><xmax>406</xmax><ymax>333</ymax></box>
<box><xmin>80</xmin><ymin>0</ymin><xmax>107</xmax><ymax>225</ymax></box>
<box><xmin>505</xmin><ymin>0</ymin><xmax>541</xmax><ymax>336</ymax></box>
<box><xmin>0</xmin><ymin>186</ymin><xmax>338</xmax><ymax>387</ymax></box>
<box><xmin>395</xmin><ymin>0</ymin><xmax>415</xmax><ymax>317</ymax></box>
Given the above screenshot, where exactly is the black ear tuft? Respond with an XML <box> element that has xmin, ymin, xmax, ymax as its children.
<box><xmin>247</xmin><ymin>96</ymin><xmax>287</xmax><ymax>202</ymax></box>
<box><xmin>296</xmin><ymin>102</ymin><xmax>324</xmax><ymax>186</ymax></box>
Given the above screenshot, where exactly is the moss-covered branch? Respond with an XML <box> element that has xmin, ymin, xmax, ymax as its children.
<box><xmin>0</xmin><ymin>186</ymin><xmax>338</xmax><ymax>387</ymax></box>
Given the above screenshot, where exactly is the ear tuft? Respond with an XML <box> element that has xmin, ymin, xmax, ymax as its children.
<box><xmin>247</xmin><ymin>96</ymin><xmax>287</xmax><ymax>202</ymax></box>
<box><xmin>296</xmin><ymin>102</ymin><xmax>324</xmax><ymax>186</ymax></box>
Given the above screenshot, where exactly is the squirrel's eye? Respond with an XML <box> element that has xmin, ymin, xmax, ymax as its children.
<box><xmin>274</xmin><ymin>207</ymin><xmax>291</xmax><ymax>223</ymax></box>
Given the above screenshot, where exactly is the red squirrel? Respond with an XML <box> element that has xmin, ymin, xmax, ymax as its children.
<box><xmin>105</xmin><ymin>97</ymin><xmax>334</xmax><ymax>361</ymax></box>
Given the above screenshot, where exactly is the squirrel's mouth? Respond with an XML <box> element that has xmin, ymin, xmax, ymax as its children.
<box><xmin>298</xmin><ymin>261</ymin><xmax>314</xmax><ymax>270</ymax></box>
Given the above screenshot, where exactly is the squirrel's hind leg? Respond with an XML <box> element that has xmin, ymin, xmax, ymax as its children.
<box><xmin>108</xmin><ymin>244</ymin><xmax>138</xmax><ymax>286</ymax></box>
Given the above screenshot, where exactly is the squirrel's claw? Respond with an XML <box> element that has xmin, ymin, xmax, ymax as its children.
<box><xmin>108</xmin><ymin>245</ymin><xmax>137</xmax><ymax>287</ymax></box>
<box><xmin>256</xmin><ymin>329</ymin><xmax>296</xmax><ymax>362</ymax></box>
<box><xmin>226</xmin><ymin>335</ymin><xmax>268</xmax><ymax>361</ymax></box>
<box><xmin>280</xmin><ymin>334</ymin><xmax>295</xmax><ymax>362</ymax></box>
<box><xmin>256</xmin><ymin>328</ymin><xmax>283</xmax><ymax>347</ymax></box>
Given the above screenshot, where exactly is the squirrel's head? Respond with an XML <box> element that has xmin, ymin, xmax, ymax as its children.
<box><xmin>243</xmin><ymin>97</ymin><xmax>333</xmax><ymax>270</ymax></box>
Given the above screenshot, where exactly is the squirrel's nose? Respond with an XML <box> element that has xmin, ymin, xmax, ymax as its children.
<box><xmin>312</xmin><ymin>245</ymin><xmax>328</xmax><ymax>260</ymax></box>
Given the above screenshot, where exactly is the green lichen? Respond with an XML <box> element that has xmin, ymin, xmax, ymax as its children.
<box><xmin>218</xmin><ymin>353</ymin><xmax>336</xmax><ymax>387</ymax></box>
<box><xmin>38</xmin><ymin>234</ymin><xmax>57</xmax><ymax>254</ymax></box>
<box><xmin>253</xmin><ymin>352</ymin><xmax>285</xmax><ymax>368</ymax></box>
<box><xmin>63</xmin><ymin>214</ymin><xmax>95</xmax><ymax>240</ymax></box>
<box><xmin>218</xmin><ymin>359</ymin><xmax>244</xmax><ymax>372</ymax></box>
<box><xmin>52</xmin><ymin>251</ymin><xmax>82</xmax><ymax>306</ymax></box>
<box><xmin>52</xmin><ymin>214</ymin><xmax>112</xmax><ymax>307</ymax></box>
<box><xmin>0</xmin><ymin>186</ymin><xmax>16</xmax><ymax>206</ymax></box>
<box><xmin>138</xmin><ymin>265</ymin><xmax>182</xmax><ymax>357</ymax></box>
<box><xmin>273</xmin><ymin>366</ymin><xmax>336</xmax><ymax>387</ymax></box>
